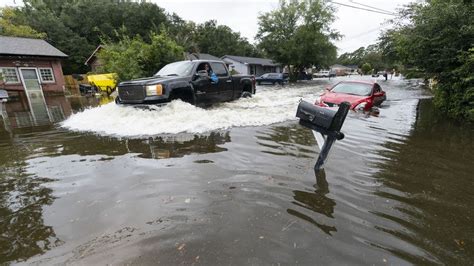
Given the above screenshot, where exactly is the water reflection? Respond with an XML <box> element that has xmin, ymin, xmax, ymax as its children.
<box><xmin>288</xmin><ymin>170</ymin><xmax>337</xmax><ymax>235</ymax></box>
<box><xmin>0</xmin><ymin>93</ymin><xmax>72</xmax><ymax>131</ymax></box>
<box><xmin>370</xmin><ymin>99</ymin><xmax>474</xmax><ymax>264</ymax></box>
<box><xmin>0</xmin><ymin>94</ymin><xmax>231</xmax><ymax>263</ymax></box>
<box><xmin>256</xmin><ymin>124</ymin><xmax>316</xmax><ymax>158</ymax></box>
<box><xmin>0</xmin><ymin>133</ymin><xmax>61</xmax><ymax>263</ymax></box>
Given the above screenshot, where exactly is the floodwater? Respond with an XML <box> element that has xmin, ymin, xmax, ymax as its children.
<box><xmin>0</xmin><ymin>76</ymin><xmax>473</xmax><ymax>265</ymax></box>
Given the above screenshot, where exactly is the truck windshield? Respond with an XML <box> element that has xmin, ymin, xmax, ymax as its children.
<box><xmin>155</xmin><ymin>61</ymin><xmax>194</xmax><ymax>77</ymax></box>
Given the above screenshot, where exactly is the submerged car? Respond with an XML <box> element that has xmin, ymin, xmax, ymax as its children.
<box><xmin>256</xmin><ymin>73</ymin><xmax>288</xmax><ymax>85</ymax></box>
<box><xmin>315</xmin><ymin>81</ymin><xmax>386</xmax><ymax>111</ymax></box>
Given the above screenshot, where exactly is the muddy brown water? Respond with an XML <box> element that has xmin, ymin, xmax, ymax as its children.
<box><xmin>0</xmin><ymin>77</ymin><xmax>473</xmax><ymax>265</ymax></box>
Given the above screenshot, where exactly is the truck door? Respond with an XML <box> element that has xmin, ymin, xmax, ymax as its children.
<box><xmin>210</xmin><ymin>62</ymin><xmax>234</xmax><ymax>101</ymax></box>
<box><xmin>191</xmin><ymin>62</ymin><xmax>218</xmax><ymax>103</ymax></box>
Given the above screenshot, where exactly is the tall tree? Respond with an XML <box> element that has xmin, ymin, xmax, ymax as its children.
<box><xmin>17</xmin><ymin>0</ymin><xmax>171</xmax><ymax>73</ymax></box>
<box><xmin>379</xmin><ymin>0</ymin><xmax>473</xmax><ymax>120</ymax></box>
<box><xmin>193</xmin><ymin>20</ymin><xmax>261</xmax><ymax>57</ymax></box>
<box><xmin>256</xmin><ymin>0</ymin><xmax>339</xmax><ymax>81</ymax></box>
<box><xmin>0</xmin><ymin>7</ymin><xmax>46</xmax><ymax>38</ymax></box>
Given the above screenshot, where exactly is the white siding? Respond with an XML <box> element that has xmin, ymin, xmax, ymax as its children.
<box><xmin>222</xmin><ymin>57</ymin><xmax>249</xmax><ymax>75</ymax></box>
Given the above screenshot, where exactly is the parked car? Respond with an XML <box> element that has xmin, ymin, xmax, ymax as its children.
<box><xmin>256</xmin><ymin>73</ymin><xmax>288</xmax><ymax>85</ymax></box>
<box><xmin>313</xmin><ymin>70</ymin><xmax>330</xmax><ymax>78</ymax></box>
<box><xmin>115</xmin><ymin>60</ymin><xmax>256</xmax><ymax>107</ymax></box>
<box><xmin>315</xmin><ymin>81</ymin><xmax>386</xmax><ymax>111</ymax></box>
<box><xmin>328</xmin><ymin>69</ymin><xmax>337</xmax><ymax>78</ymax></box>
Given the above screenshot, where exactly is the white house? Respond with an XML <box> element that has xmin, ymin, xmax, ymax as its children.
<box><xmin>221</xmin><ymin>55</ymin><xmax>282</xmax><ymax>76</ymax></box>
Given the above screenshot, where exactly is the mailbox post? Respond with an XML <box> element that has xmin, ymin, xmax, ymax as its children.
<box><xmin>296</xmin><ymin>100</ymin><xmax>350</xmax><ymax>170</ymax></box>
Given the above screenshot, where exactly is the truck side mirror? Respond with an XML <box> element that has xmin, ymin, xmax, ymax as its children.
<box><xmin>197</xmin><ymin>70</ymin><xmax>209</xmax><ymax>77</ymax></box>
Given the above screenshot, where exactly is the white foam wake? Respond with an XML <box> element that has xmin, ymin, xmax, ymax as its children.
<box><xmin>61</xmin><ymin>86</ymin><xmax>323</xmax><ymax>137</ymax></box>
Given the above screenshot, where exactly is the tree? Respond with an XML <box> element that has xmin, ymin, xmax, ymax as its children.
<box><xmin>10</xmin><ymin>1</ymin><xmax>261</xmax><ymax>74</ymax></box>
<box><xmin>0</xmin><ymin>7</ymin><xmax>46</xmax><ymax>38</ymax></box>
<box><xmin>193</xmin><ymin>20</ymin><xmax>261</xmax><ymax>57</ymax></box>
<box><xmin>15</xmin><ymin>0</ymin><xmax>172</xmax><ymax>73</ymax></box>
<box><xmin>98</xmin><ymin>32</ymin><xmax>184</xmax><ymax>81</ymax></box>
<box><xmin>361</xmin><ymin>63</ymin><xmax>372</xmax><ymax>75</ymax></box>
<box><xmin>256</xmin><ymin>0</ymin><xmax>339</xmax><ymax>81</ymax></box>
<box><xmin>379</xmin><ymin>0</ymin><xmax>473</xmax><ymax>121</ymax></box>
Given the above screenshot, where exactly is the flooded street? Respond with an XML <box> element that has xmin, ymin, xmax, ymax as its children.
<box><xmin>1</xmin><ymin>76</ymin><xmax>473</xmax><ymax>264</ymax></box>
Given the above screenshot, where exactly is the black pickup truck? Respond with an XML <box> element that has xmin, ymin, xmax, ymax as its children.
<box><xmin>115</xmin><ymin>60</ymin><xmax>256</xmax><ymax>106</ymax></box>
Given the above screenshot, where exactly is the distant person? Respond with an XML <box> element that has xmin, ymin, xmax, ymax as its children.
<box><xmin>383</xmin><ymin>71</ymin><xmax>388</xmax><ymax>81</ymax></box>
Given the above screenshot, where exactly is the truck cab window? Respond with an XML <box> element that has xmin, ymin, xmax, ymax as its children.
<box><xmin>210</xmin><ymin>62</ymin><xmax>228</xmax><ymax>77</ymax></box>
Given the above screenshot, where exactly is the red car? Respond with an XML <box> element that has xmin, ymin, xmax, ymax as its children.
<box><xmin>315</xmin><ymin>81</ymin><xmax>386</xmax><ymax>111</ymax></box>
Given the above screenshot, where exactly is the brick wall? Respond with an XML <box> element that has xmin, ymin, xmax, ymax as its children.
<box><xmin>0</xmin><ymin>57</ymin><xmax>66</xmax><ymax>94</ymax></box>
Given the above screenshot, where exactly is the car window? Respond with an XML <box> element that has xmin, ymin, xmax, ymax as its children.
<box><xmin>210</xmin><ymin>62</ymin><xmax>228</xmax><ymax>77</ymax></box>
<box><xmin>261</xmin><ymin>74</ymin><xmax>269</xmax><ymax>78</ymax></box>
<box><xmin>332</xmin><ymin>82</ymin><xmax>373</xmax><ymax>96</ymax></box>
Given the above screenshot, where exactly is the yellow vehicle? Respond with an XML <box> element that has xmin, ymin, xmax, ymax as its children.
<box><xmin>87</xmin><ymin>73</ymin><xmax>118</xmax><ymax>95</ymax></box>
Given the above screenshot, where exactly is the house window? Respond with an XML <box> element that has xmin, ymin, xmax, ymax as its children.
<box><xmin>1</xmin><ymin>68</ymin><xmax>20</xmax><ymax>83</ymax></box>
<box><xmin>39</xmin><ymin>68</ymin><xmax>55</xmax><ymax>83</ymax></box>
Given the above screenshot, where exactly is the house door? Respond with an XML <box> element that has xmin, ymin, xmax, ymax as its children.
<box><xmin>19</xmin><ymin>68</ymin><xmax>51</xmax><ymax>124</ymax></box>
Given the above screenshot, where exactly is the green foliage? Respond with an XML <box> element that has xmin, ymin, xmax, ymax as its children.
<box><xmin>0</xmin><ymin>7</ymin><xmax>46</xmax><ymax>38</ymax></box>
<box><xmin>361</xmin><ymin>63</ymin><xmax>372</xmax><ymax>75</ymax></box>
<box><xmin>336</xmin><ymin>44</ymin><xmax>389</xmax><ymax>72</ymax></box>
<box><xmin>256</xmin><ymin>0</ymin><xmax>338</xmax><ymax>81</ymax></box>
<box><xmin>379</xmin><ymin>0</ymin><xmax>474</xmax><ymax>121</ymax></box>
<box><xmin>192</xmin><ymin>20</ymin><xmax>261</xmax><ymax>57</ymax></box>
<box><xmin>98</xmin><ymin>32</ymin><xmax>184</xmax><ymax>81</ymax></box>
<box><xmin>7</xmin><ymin>0</ymin><xmax>260</xmax><ymax>74</ymax></box>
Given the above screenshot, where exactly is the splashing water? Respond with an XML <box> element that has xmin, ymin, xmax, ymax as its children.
<box><xmin>61</xmin><ymin>86</ymin><xmax>323</xmax><ymax>137</ymax></box>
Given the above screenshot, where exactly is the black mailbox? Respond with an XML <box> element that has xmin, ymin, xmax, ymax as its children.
<box><xmin>296</xmin><ymin>100</ymin><xmax>350</xmax><ymax>170</ymax></box>
<box><xmin>296</xmin><ymin>100</ymin><xmax>337</xmax><ymax>130</ymax></box>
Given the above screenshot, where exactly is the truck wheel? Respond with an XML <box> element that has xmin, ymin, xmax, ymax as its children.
<box><xmin>241</xmin><ymin>91</ymin><xmax>252</xmax><ymax>98</ymax></box>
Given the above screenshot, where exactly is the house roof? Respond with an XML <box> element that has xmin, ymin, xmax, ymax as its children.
<box><xmin>85</xmin><ymin>45</ymin><xmax>103</xmax><ymax>65</ymax></box>
<box><xmin>221</xmin><ymin>55</ymin><xmax>280</xmax><ymax>66</ymax></box>
<box><xmin>185</xmin><ymin>52</ymin><xmax>222</xmax><ymax>61</ymax></box>
<box><xmin>0</xmin><ymin>36</ymin><xmax>68</xmax><ymax>58</ymax></box>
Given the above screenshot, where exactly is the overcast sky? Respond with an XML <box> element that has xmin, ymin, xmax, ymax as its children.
<box><xmin>1</xmin><ymin>0</ymin><xmax>414</xmax><ymax>54</ymax></box>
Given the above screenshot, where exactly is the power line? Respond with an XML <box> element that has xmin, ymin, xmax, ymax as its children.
<box><xmin>344</xmin><ymin>26</ymin><xmax>384</xmax><ymax>40</ymax></box>
<box><xmin>329</xmin><ymin>1</ymin><xmax>397</xmax><ymax>16</ymax></box>
<box><xmin>348</xmin><ymin>0</ymin><xmax>397</xmax><ymax>15</ymax></box>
